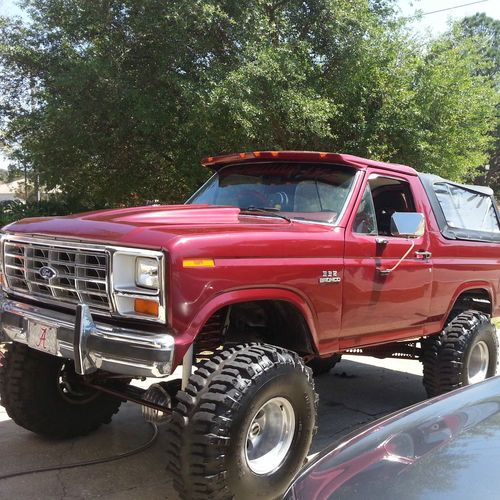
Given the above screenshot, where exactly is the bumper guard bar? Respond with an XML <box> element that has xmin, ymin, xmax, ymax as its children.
<box><xmin>0</xmin><ymin>297</ymin><xmax>175</xmax><ymax>378</ymax></box>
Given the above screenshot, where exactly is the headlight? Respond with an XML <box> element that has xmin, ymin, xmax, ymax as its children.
<box><xmin>136</xmin><ymin>257</ymin><xmax>159</xmax><ymax>290</ymax></box>
<box><xmin>111</xmin><ymin>249</ymin><xmax>165</xmax><ymax>322</ymax></box>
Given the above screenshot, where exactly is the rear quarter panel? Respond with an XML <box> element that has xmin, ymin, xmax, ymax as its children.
<box><xmin>422</xmin><ymin>190</ymin><xmax>500</xmax><ymax>333</ymax></box>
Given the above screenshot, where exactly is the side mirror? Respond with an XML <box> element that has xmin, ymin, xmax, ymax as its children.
<box><xmin>378</xmin><ymin>212</ymin><xmax>426</xmax><ymax>276</ymax></box>
<box><xmin>390</xmin><ymin>212</ymin><xmax>425</xmax><ymax>238</ymax></box>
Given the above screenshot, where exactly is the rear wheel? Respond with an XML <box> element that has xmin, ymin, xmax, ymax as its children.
<box><xmin>422</xmin><ymin>310</ymin><xmax>498</xmax><ymax>397</ymax></box>
<box><xmin>0</xmin><ymin>343</ymin><xmax>124</xmax><ymax>438</ymax></box>
<box><xmin>167</xmin><ymin>343</ymin><xmax>318</xmax><ymax>500</ymax></box>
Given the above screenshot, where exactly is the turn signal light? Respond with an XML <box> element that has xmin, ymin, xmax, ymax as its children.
<box><xmin>134</xmin><ymin>298</ymin><xmax>159</xmax><ymax>317</ymax></box>
<box><xmin>183</xmin><ymin>259</ymin><xmax>215</xmax><ymax>268</ymax></box>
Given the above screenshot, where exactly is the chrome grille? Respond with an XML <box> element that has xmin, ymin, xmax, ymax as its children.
<box><xmin>3</xmin><ymin>239</ymin><xmax>111</xmax><ymax>311</ymax></box>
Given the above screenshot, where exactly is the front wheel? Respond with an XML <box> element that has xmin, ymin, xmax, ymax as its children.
<box><xmin>166</xmin><ymin>343</ymin><xmax>318</xmax><ymax>500</ymax></box>
<box><xmin>0</xmin><ymin>343</ymin><xmax>124</xmax><ymax>438</ymax></box>
<box><xmin>422</xmin><ymin>310</ymin><xmax>498</xmax><ymax>397</ymax></box>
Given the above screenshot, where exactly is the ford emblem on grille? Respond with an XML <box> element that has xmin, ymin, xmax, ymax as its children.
<box><xmin>39</xmin><ymin>266</ymin><xmax>57</xmax><ymax>280</ymax></box>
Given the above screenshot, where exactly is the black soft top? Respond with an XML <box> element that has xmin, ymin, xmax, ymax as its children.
<box><xmin>418</xmin><ymin>173</ymin><xmax>500</xmax><ymax>243</ymax></box>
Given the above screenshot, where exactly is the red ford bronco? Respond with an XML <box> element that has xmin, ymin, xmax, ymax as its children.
<box><xmin>0</xmin><ymin>151</ymin><xmax>499</xmax><ymax>499</ymax></box>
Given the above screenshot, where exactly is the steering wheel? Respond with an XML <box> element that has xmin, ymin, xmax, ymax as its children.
<box><xmin>269</xmin><ymin>191</ymin><xmax>289</xmax><ymax>210</ymax></box>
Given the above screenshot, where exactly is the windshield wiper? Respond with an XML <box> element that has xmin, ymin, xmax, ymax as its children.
<box><xmin>240</xmin><ymin>206</ymin><xmax>292</xmax><ymax>223</ymax></box>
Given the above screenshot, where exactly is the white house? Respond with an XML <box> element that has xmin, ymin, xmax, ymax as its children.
<box><xmin>0</xmin><ymin>179</ymin><xmax>25</xmax><ymax>202</ymax></box>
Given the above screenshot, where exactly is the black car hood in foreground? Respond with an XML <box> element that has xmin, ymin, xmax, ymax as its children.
<box><xmin>286</xmin><ymin>376</ymin><xmax>500</xmax><ymax>500</ymax></box>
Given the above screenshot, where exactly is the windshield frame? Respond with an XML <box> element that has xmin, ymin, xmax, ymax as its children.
<box><xmin>186</xmin><ymin>161</ymin><xmax>362</xmax><ymax>226</ymax></box>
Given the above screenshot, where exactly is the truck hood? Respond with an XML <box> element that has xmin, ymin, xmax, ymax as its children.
<box><xmin>4</xmin><ymin>204</ymin><xmax>299</xmax><ymax>249</ymax></box>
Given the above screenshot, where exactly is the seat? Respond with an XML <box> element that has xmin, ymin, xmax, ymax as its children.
<box><xmin>293</xmin><ymin>182</ymin><xmax>321</xmax><ymax>212</ymax></box>
<box><xmin>373</xmin><ymin>190</ymin><xmax>410</xmax><ymax>235</ymax></box>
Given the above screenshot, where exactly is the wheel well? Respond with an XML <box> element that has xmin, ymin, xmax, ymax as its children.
<box><xmin>194</xmin><ymin>300</ymin><xmax>317</xmax><ymax>357</ymax></box>
<box><xmin>447</xmin><ymin>288</ymin><xmax>492</xmax><ymax>324</ymax></box>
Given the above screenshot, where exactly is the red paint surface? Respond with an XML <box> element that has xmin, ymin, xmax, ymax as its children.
<box><xmin>5</xmin><ymin>151</ymin><xmax>500</xmax><ymax>369</ymax></box>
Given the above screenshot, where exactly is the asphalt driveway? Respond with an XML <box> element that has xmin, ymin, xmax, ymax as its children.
<box><xmin>0</xmin><ymin>354</ymin><xmax>428</xmax><ymax>499</ymax></box>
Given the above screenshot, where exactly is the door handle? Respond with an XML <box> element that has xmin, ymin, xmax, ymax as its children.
<box><xmin>415</xmin><ymin>250</ymin><xmax>432</xmax><ymax>259</ymax></box>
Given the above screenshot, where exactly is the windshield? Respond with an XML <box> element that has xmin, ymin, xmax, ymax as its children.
<box><xmin>187</xmin><ymin>162</ymin><xmax>357</xmax><ymax>224</ymax></box>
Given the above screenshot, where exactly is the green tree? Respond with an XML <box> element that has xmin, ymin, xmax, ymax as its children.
<box><xmin>461</xmin><ymin>13</ymin><xmax>500</xmax><ymax>75</ymax></box>
<box><xmin>0</xmin><ymin>1</ymin><xmax>498</xmax><ymax>208</ymax></box>
<box><xmin>393</xmin><ymin>28</ymin><xmax>498</xmax><ymax>180</ymax></box>
<box><xmin>205</xmin><ymin>6</ymin><xmax>498</xmax><ymax>182</ymax></box>
<box><xmin>459</xmin><ymin>14</ymin><xmax>500</xmax><ymax>192</ymax></box>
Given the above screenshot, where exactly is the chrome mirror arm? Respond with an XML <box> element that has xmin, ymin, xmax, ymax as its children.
<box><xmin>377</xmin><ymin>240</ymin><xmax>415</xmax><ymax>276</ymax></box>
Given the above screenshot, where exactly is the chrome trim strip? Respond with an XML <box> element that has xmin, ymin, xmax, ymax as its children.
<box><xmin>335</xmin><ymin>170</ymin><xmax>363</xmax><ymax>227</ymax></box>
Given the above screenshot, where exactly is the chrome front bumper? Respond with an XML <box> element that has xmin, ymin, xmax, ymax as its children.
<box><xmin>0</xmin><ymin>297</ymin><xmax>175</xmax><ymax>378</ymax></box>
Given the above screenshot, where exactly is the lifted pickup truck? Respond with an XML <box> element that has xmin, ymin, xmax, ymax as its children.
<box><xmin>1</xmin><ymin>151</ymin><xmax>499</xmax><ymax>499</ymax></box>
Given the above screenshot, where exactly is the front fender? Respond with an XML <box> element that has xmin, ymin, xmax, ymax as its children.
<box><xmin>172</xmin><ymin>288</ymin><xmax>319</xmax><ymax>366</ymax></box>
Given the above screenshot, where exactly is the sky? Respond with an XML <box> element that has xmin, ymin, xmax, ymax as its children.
<box><xmin>0</xmin><ymin>0</ymin><xmax>499</xmax><ymax>170</ymax></box>
<box><xmin>399</xmin><ymin>0</ymin><xmax>500</xmax><ymax>35</ymax></box>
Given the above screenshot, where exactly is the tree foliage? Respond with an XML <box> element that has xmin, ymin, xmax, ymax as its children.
<box><xmin>461</xmin><ymin>13</ymin><xmax>500</xmax><ymax>75</ymax></box>
<box><xmin>459</xmin><ymin>13</ymin><xmax>500</xmax><ymax>193</ymax></box>
<box><xmin>0</xmin><ymin>1</ymin><xmax>498</xmax><ymax>207</ymax></box>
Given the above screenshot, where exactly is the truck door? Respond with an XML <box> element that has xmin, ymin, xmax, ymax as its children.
<box><xmin>340</xmin><ymin>172</ymin><xmax>433</xmax><ymax>348</ymax></box>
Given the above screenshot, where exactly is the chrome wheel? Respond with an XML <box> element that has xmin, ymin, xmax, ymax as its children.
<box><xmin>245</xmin><ymin>396</ymin><xmax>296</xmax><ymax>475</ymax></box>
<box><xmin>467</xmin><ymin>341</ymin><xmax>490</xmax><ymax>384</ymax></box>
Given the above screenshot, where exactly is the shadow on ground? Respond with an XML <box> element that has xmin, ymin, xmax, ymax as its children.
<box><xmin>0</xmin><ymin>357</ymin><xmax>427</xmax><ymax>499</ymax></box>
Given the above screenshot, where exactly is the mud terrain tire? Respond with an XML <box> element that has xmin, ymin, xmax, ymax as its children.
<box><xmin>167</xmin><ymin>343</ymin><xmax>318</xmax><ymax>500</ymax></box>
<box><xmin>422</xmin><ymin>310</ymin><xmax>498</xmax><ymax>398</ymax></box>
<box><xmin>0</xmin><ymin>343</ymin><xmax>124</xmax><ymax>438</ymax></box>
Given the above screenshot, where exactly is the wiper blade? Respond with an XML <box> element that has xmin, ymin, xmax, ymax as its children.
<box><xmin>240</xmin><ymin>206</ymin><xmax>292</xmax><ymax>223</ymax></box>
